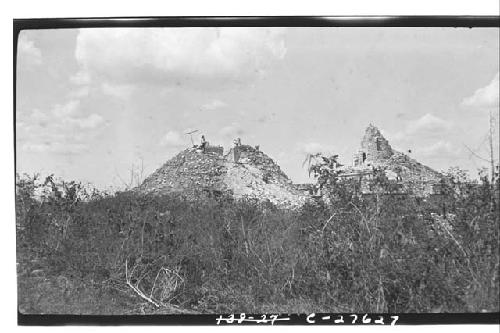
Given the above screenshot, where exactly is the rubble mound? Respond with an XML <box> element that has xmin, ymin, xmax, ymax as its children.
<box><xmin>138</xmin><ymin>148</ymin><xmax>228</xmax><ymax>197</ymax></box>
<box><xmin>386</xmin><ymin>151</ymin><xmax>442</xmax><ymax>179</ymax></box>
<box><xmin>225</xmin><ymin>145</ymin><xmax>307</xmax><ymax>207</ymax></box>
<box><xmin>347</xmin><ymin>124</ymin><xmax>444</xmax><ymax>195</ymax></box>
<box><xmin>137</xmin><ymin>144</ymin><xmax>307</xmax><ymax>208</ymax></box>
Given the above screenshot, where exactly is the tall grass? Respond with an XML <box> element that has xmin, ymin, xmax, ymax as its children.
<box><xmin>16</xmin><ymin>170</ymin><xmax>499</xmax><ymax>314</ymax></box>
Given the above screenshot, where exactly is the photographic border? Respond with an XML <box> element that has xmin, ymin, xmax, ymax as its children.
<box><xmin>14</xmin><ymin>15</ymin><xmax>500</xmax><ymax>326</ymax></box>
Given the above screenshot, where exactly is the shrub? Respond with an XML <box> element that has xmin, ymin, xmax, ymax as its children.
<box><xmin>15</xmin><ymin>168</ymin><xmax>499</xmax><ymax>314</ymax></box>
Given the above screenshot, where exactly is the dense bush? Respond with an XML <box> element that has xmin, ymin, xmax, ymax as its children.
<box><xmin>16</xmin><ymin>169</ymin><xmax>499</xmax><ymax>314</ymax></box>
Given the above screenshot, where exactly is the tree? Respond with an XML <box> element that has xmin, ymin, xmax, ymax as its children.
<box><xmin>303</xmin><ymin>153</ymin><xmax>343</xmax><ymax>196</ymax></box>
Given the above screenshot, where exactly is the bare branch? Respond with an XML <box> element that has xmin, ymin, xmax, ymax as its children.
<box><xmin>321</xmin><ymin>213</ymin><xmax>337</xmax><ymax>232</ymax></box>
<box><xmin>349</xmin><ymin>202</ymin><xmax>371</xmax><ymax>235</ymax></box>
<box><xmin>125</xmin><ymin>259</ymin><xmax>160</xmax><ymax>308</ymax></box>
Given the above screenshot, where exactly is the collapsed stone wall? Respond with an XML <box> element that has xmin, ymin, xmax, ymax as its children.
<box><xmin>387</xmin><ymin>152</ymin><xmax>442</xmax><ymax>195</ymax></box>
<box><xmin>226</xmin><ymin>145</ymin><xmax>290</xmax><ymax>184</ymax></box>
<box><xmin>137</xmin><ymin>144</ymin><xmax>307</xmax><ymax>208</ymax></box>
<box><xmin>223</xmin><ymin>145</ymin><xmax>306</xmax><ymax>207</ymax></box>
<box><xmin>345</xmin><ymin>125</ymin><xmax>443</xmax><ymax>196</ymax></box>
<box><xmin>356</xmin><ymin>124</ymin><xmax>394</xmax><ymax>165</ymax></box>
<box><xmin>203</xmin><ymin>145</ymin><xmax>224</xmax><ymax>155</ymax></box>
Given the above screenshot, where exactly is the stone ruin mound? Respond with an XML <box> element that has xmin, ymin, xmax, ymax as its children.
<box><xmin>138</xmin><ymin>146</ymin><xmax>228</xmax><ymax>197</ymax></box>
<box><xmin>137</xmin><ymin>143</ymin><xmax>307</xmax><ymax>208</ymax></box>
<box><xmin>345</xmin><ymin>124</ymin><xmax>444</xmax><ymax>195</ymax></box>
<box><xmin>138</xmin><ymin>124</ymin><xmax>446</xmax><ymax>207</ymax></box>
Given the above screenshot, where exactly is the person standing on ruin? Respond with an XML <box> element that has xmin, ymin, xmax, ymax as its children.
<box><xmin>200</xmin><ymin>135</ymin><xmax>207</xmax><ymax>151</ymax></box>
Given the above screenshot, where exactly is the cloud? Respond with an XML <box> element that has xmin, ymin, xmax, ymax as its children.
<box><xmin>418</xmin><ymin>141</ymin><xmax>460</xmax><ymax>158</ymax></box>
<box><xmin>256</xmin><ymin>115</ymin><xmax>268</xmax><ymax>123</ymax></box>
<box><xmin>52</xmin><ymin>100</ymin><xmax>81</xmax><ymax>118</ymax></box>
<box><xmin>50</xmin><ymin>100</ymin><xmax>105</xmax><ymax>129</ymax></box>
<box><xmin>21</xmin><ymin>143</ymin><xmax>51</xmax><ymax>153</ymax></box>
<box><xmin>406</xmin><ymin>113</ymin><xmax>452</xmax><ymax>135</ymax></box>
<box><xmin>67</xmin><ymin>114</ymin><xmax>105</xmax><ymax>129</ymax></box>
<box><xmin>388</xmin><ymin>113</ymin><xmax>453</xmax><ymax>142</ymax></box>
<box><xmin>29</xmin><ymin>109</ymin><xmax>49</xmax><ymax>126</ymax></box>
<box><xmin>101</xmin><ymin>82</ymin><xmax>135</xmax><ymax>99</ymax></box>
<box><xmin>21</xmin><ymin>142</ymin><xmax>89</xmax><ymax>155</ymax></box>
<box><xmin>160</xmin><ymin>131</ymin><xmax>186</xmax><ymax>148</ymax></box>
<box><xmin>17</xmin><ymin>32</ymin><xmax>42</xmax><ymax>68</ymax></box>
<box><xmin>298</xmin><ymin>142</ymin><xmax>336</xmax><ymax>155</ymax></box>
<box><xmin>18</xmin><ymin>100</ymin><xmax>106</xmax><ymax>155</ymax></box>
<box><xmin>462</xmin><ymin>72</ymin><xmax>499</xmax><ymax>109</ymax></box>
<box><xmin>385</xmin><ymin>114</ymin><xmax>458</xmax><ymax>161</ymax></box>
<box><xmin>70</xmin><ymin>70</ymin><xmax>91</xmax><ymax>85</ymax></box>
<box><xmin>69</xmin><ymin>86</ymin><xmax>90</xmax><ymax>98</ymax></box>
<box><xmin>200</xmin><ymin>99</ymin><xmax>227</xmax><ymax>111</ymax></box>
<box><xmin>75</xmin><ymin>27</ymin><xmax>287</xmax><ymax>88</ymax></box>
<box><xmin>219</xmin><ymin>123</ymin><xmax>245</xmax><ymax>139</ymax></box>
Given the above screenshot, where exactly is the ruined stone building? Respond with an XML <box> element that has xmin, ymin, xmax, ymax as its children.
<box><xmin>342</xmin><ymin>124</ymin><xmax>444</xmax><ymax>196</ymax></box>
<box><xmin>137</xmin><ymin>125</ymin><xmax>445</xmax><ymax>208</ymax></box>
<box><xmin>137</xmin><ymin>141</ymin><xmax>307</xmax><ymax>208</ymax></box>
<box><xmin>353</xmin><ymin>124</ymin><xmax>394</xmax><ymax>167</ymax></box>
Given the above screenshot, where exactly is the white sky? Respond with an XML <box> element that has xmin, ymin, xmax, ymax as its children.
<box><xmin>16</xmin><ymin>27</ymin><xmax>499</xmax><ymax>189</ymax></box>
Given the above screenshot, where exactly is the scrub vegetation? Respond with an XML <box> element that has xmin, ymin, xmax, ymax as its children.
<box><xmin>16</xmin><ymin>166</ymin><xmax>499</xmax><ymax>314</ymax></box>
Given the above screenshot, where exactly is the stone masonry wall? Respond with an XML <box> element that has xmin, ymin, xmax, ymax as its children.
<box><xmin>345</xmin><ymin>125</ymin><xmax>443</xmax><ymax>196</ymax></box>
<box><xmin>360</xmin><ymin>124</ymin><xmax>394</xmax><ymax>164</ymax></box>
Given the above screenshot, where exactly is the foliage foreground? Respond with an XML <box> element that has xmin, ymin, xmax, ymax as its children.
<box><xmin>16</xmin><ymin>171</ymin><xmax>499</xmax><ymax>314</ymax></box>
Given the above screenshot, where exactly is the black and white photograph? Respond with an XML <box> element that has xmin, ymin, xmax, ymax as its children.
<box><xmin>13</xmin><ymin>16</ymin><xmax>499</xmax><ymax>324</ymax></box>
